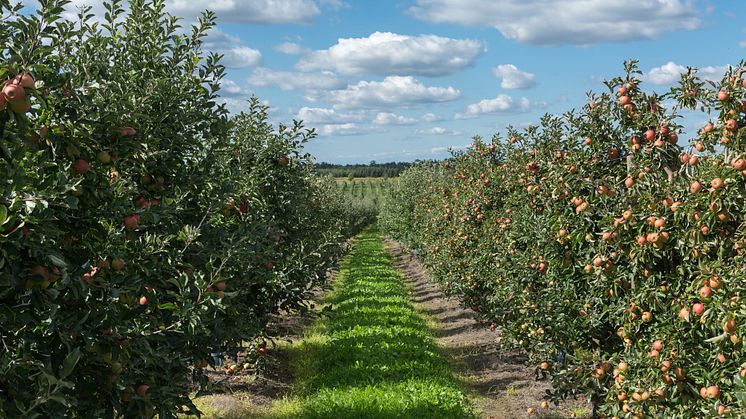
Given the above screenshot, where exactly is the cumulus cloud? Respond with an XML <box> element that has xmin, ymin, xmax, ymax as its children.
<box><xmin>417</xmin><ymin>127</ymin><xmax>463</xmax><ymax>136</ymax></box>
<box><xmin>492</xmin><ymin>64</ymin><xmax>536</xmax><ymax>89</ymax></box>
<box><xmin>297</xmin><ymin>32</ymin><xmax>484</xmax><ymax>76</ymax></box>
<box><xmin>166</xmin><ymin>0</ymin><xmax>321</xmax><ymax>24</ymax></box>
<box><xmin>324</xmin><ymin>76</ymin><xmax>461</xmax><ymax>109</ymax></box>
<box><xmin>220</xmin><ymin>79</ymin><xmax>251</xmax><ymax>96</ymax></box>
<box><xmin>247</xmin><ymin>68</ymin><xmax>345</xmax><ymax>91</ymax></box>
<box><xmin>455</xmin><ymin>94</ymin><xmax>533</xmax><ymax>119</ymax></box>
<box><xmin>644</xmin><ymin>61</ymin><xmax>729</xmax><ymax>85</ymax></box>
<box><xmin>219</xmin><ymin>47</ymin><xmax>263</xmax><ymax>68</ymax></box>
<box><xmin>296</xmin><ymin>107</ymin><xmax>364</xmax><ymax>124</ymax></box>
<box><xmin>373</xmin><ymin>112</ymin><xmax>417</xmax><ymax>125</ymax></box>
<box><xmin>319</xmin><ymin>123</ymin><xmax>382</xmax><ymax>136</ymax></box>
<box><xmin>422</xmin><ymin>113</ymin><xmax>442</xmax><ymax>123</ymax></box>
<box><xmin>409</xmin><ymin>0</ymin><xmax>700</xmax><ymax>46</ymax></box>
<box><xmin>274</xmin><ymin>42</ymin><xmax>309</xmax><ymax>55</ymax></box>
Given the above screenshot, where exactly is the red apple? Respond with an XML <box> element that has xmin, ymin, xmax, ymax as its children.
<box><xmin>139</xmin><ymin>296</ymin><xmax>148</xmax><ymax>306</ymax></box>
<box><xmin>120</xmin><ymin>127</ymin><xmax>136</xmax><ymax>136</ymax></box>
<box><xmin>135</xmin><ymin>384</ymin><xmax>149</xmax><ymax>397</ymax></box>
<box><xmin>652</xmin><ymin>340</ymin><xmax>663</xmax><ymax>351</ymax></box>
<box><xmin>2</xmin><ymin>83</ymin><xmax>25</xmax><ymax>102</ymax></box>
<box><xmin>124</xmin><ymin>213</ymin><xmax>140</xmax><ymax>230</ymax></box>
<box><xmin>72</xmin><ymin>159</ymin><xmax>90</xmax><ymax>174</ymax></box>
<box><xmin>14</xmin><ymin>73</ymin><xmax>35</xmax><ymax>88</ymax></box>
<box><xmin>645</xmin><ymin>129</ymin><xmax>655</xmax><ymax>141</ymax></box>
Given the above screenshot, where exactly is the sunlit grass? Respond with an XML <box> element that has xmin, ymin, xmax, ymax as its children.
<box><xmin>267</xmin><ymin>226</ymin><xmax>474</xmax><ymax>418</ymax></box>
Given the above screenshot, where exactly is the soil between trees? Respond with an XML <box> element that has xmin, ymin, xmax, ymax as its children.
<box><xmin>191</xmin><ymin>233</ymin><xmax>591</xmax><ymax>418</ymax></box>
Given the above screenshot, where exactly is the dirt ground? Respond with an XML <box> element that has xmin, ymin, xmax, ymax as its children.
<box><xmin>385</xmin><ymin>239</ymin><xmax>591</xmax><ymax>419</ymax></box>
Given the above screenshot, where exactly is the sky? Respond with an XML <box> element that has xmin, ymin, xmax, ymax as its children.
<box><xmin>20</xmin><ymin>1</ymin><xmax>746</xmax><ymax>163</ymax></box>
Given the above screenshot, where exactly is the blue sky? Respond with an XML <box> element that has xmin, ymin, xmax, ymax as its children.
<box><xmin>28</xmin><ymin>1</ymin><xmax>746</xmax><ymax>163</ymax></box>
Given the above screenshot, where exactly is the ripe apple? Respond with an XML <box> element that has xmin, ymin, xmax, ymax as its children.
<box><xmin>717</xmin><ymin>90</ymin><xmax>729</xmax><ymax>101</ymax></box>
<box><xmin>277</xmin><ymin>156</ymin><xmax>290</xmax><ymax>166</ymax></box>
<box><xmin>645</xmin><ymin>129</ymin><xmax>655</xmax><ymax>141</ymax></box>
<box><xmin>120</xmin><ymin>127</ymin><xmax>136</xmax><ymax>136</ymax></box>
<box><xmin>678</xmin><ymin>307</ymin><xmax>690</xmax><ymax>321</ymax></box>
<box><xmin>690</xmin><ymin>181</ymin><xmax>702</xmax><ymax>193</ymax></box>
<box><xmin>642</xmin><ymin>312</ymin><xmax>653</xmax><ymax>322</ymax></box>
<box><xmin>706</xmin><ymin>385</ymin><xmax>720</xmax><ymax>399</ymax></box>
<box><xmin>135</xmin><ymin>384</ymin><xmax>149</xmax><ymax>397</ymax></box>
<box><xmin>2</xmin><ymin>82</ymin><xmax>25</xmax><ymax>102</ymax></box>
<box><xmin>124</xmin><ymin>214</ymin><xmax>140</xmax><ymax>230</ymax></box>
<box><xmin>723</xmin><ymin>318</ymin><xmax>736</xmax><ymax>334</ymax></box>
<box><xmin>711</xmin><ymin>178</ymin><xmax>724</xmax><ymax>190</ymax></box>
<box><xmin>624</xmin><ymin>177</ymin><xmax>634</xmax><ymax>188</ymax></box>
<box><xmin>692</xmin><ymin>303</ymin><xmax>705</xmax><ymax>315</ymax></box>
<box><xmin>15</xmin><ymin>73</ymin><xmax>35</xmax><ymax>88</ymax></box>
<box><xmin>72</xmin><ymin>159</ymin><xmax>90</xmax><ymax>174</ymax></box>
<box><xmin>732</xmin><ymin>159</ymin><xmax>746</xmax><ymax>170</ymax></box>
<box><xmin>700</xmin><ymin>286</ymin><xmax>712</xmax><ymax>299</ymax></box>
<box><xmin>215</xmin><ymin>281</ymin><xmax>227</xmax><ymax>291</ymax></box>
<box><xmin>652</xmin><ymin>340</ymin><xmax>663</xmax><ymax>351</ymax></box>
<box><xmin>139</xmin><ymin>296</ymin><xmax>148</xmax><ymax>306</ymax></box>
<box><xmin>619</xmin><ymin>95</ymin><xmax>631</xmax><ymax>105</ymax></box>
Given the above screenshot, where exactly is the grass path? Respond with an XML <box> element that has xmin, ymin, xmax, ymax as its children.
<box><xmin>268</xmin><ymin>226</ymin><xmax>474</xmax><ymax>418</ymax></box>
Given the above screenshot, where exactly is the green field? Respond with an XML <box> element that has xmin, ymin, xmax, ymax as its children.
<box><xmin>335</xmin><ymin>177</ymin><xmax>398</xmax><ymax>207</ymax></box>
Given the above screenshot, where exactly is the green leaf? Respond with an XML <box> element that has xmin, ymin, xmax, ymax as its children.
<box><xmin>48</xmin><ymin>254</ymin><xmax>67</xmax><ymax>268</ymax></box>
<box><xmin>59</xmin><ymin>347</ymin><xmax>81</xmax><ymax>379</ymax></box>
<box><xmin>0</xmin><ymin>204</ymin><xmax>7</xmax><ymax>225</ymax></box>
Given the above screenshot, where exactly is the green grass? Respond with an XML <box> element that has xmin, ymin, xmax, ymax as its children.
<box><xmin>268</xmin><ymin>226</ymin><xmax>474</xmax><ymax>419</ymax></box>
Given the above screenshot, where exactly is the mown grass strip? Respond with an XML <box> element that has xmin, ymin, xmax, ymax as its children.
<box><xmin>268</xmin><ymin>225</ymin><xmax>474</xmax><ymax>419</ymax></box>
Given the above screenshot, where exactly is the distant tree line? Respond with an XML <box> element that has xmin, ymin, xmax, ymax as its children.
<box><xmin>316</xmin><ymin>161</ymin><xmax>414</xmax><ymax>178</ymax></box>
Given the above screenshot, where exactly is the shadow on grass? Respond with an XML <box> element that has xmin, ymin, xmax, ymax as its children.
<box><xmin>267</xmin><ymin>226</ymin><xmax>474</xmax><ymax>419</ymax></box>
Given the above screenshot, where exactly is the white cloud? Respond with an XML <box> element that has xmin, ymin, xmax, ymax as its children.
<box><xmin>455</xmin><ymin>94</ymin><xmax>533</xmax><ymax>119</ymax></box>
<box><xmin>492</xmin><ymin>64</ymin><xmax>536</xmax><ymax>89</ymax></box>
<box><xmin>422</xmin><ymin>112</ymin><xmax>442</xmax><ymax>123</ymax></box>
<box><xmin>644</xmin><ymin>62</ymin><xmax>729</xmax><ymax>85</ymax></box>
<box><xmin>220</xmin><ymin>79</ymin><xmax>251</xmax><ymax>96</ymax></box>
<box><xmin>324</xmin><ymin>76</ymin><xmax>461</xmax><ymax>109</ymax></box>
<box><xmin>296</xmin><ymin>107</ymin><xmax>364</xmax><ymax>124</ymax></box>
<box><xmin>247</xmin><ymin>68</ymin><xmax>345</xmax><ymax>91</ymax></box>
<box><xmin>417</xmin><ymin>127</ymin><xmax>463</xmax><ymax>136</ymax></box>
<box><xmin>740</xmin><ymin>40</ymin><xmax>746</xmax><ymax>48</ymax></box>
<box><xmin>373</xmin><ymin>112</ymin><xmax>417</xmax><ymax>125</ymax></box>
<box><xmin>166</xmin><ymin>0</ymin><xmax>321</xmax><ymax>24</ymax></box>
<box><xmin>319</xmin><ymin>123</ymin><xmax>382</xmax><ymax>136</ymax></box>
<box><xmin>297</xmin><ymin>32</ymin><xmax>484</xmax><ymax>76</ymax></box>
<box><xmin>274</xmin><ymin>42</ymin><xmax>309</xmax><ymax>55</ymax></box>
<box><xmin>409</xmin><ymin>0</ymin><xmax>700</xmax><ymax>46</ymax></box>
<box><xmin>219</xmin><ymin>47</ymin><xmax>263</xmax><ymax>68</ymax></box>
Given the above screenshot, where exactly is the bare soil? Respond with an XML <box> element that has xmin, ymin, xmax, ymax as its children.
<box><xmin>385</xmin><ymin>239</ymin><xmax>591</xmax><ymax>419</ymax></box>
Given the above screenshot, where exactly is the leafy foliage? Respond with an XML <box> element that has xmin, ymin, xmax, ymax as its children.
<box><xmin>0</xmin><ymin>1</ymin><xmax>368</xmax><ymax>417</ymax></box>
<box><xmin>382</xmin><ymin>61</ymin><xmax>746</xmax><ymax>418</ymax></box>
